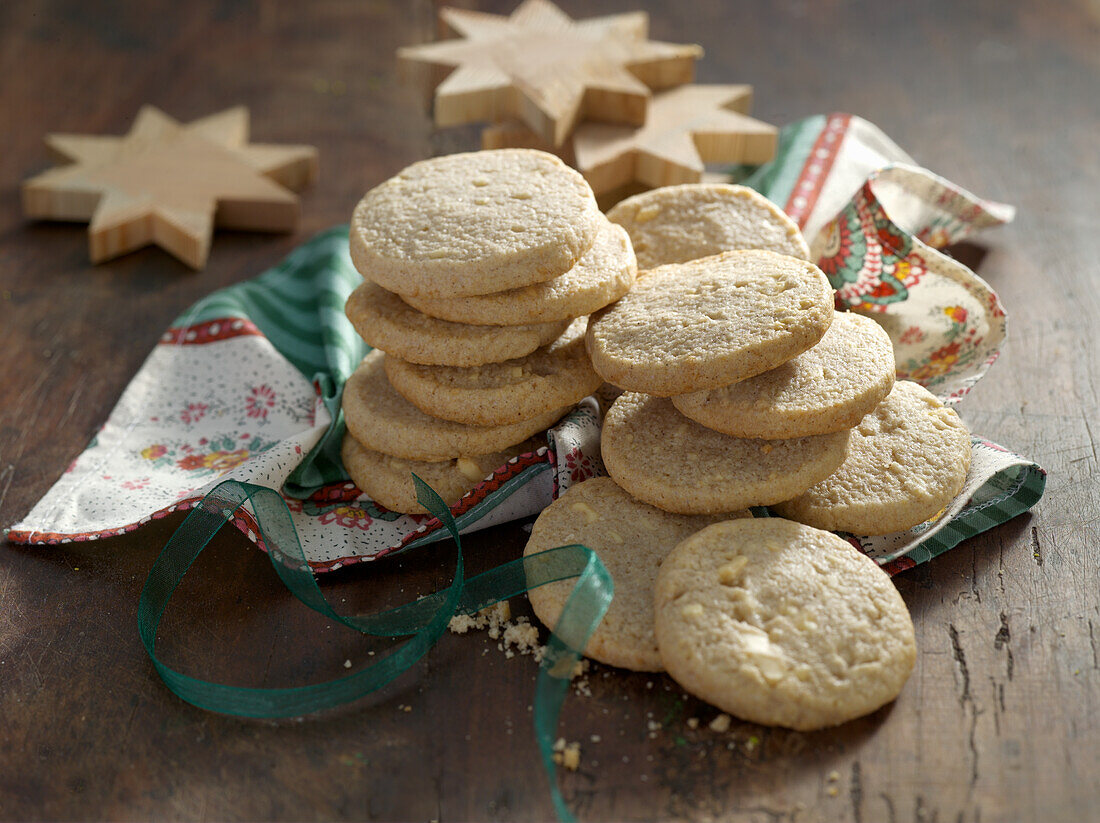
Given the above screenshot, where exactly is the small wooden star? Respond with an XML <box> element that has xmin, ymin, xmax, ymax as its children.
<box><xmin>398</xmin><ymin>0</ymin><xmax>702</xmax><ymax>146</ymax></box>
<box><xmin>573</xmin><ymin>84</ymin><xmax>777</xmax><ymax>194</ymax></box>
<box><xmin>482</xmin><ymin>84</ymin><xmax>778</xmax><ymax>195</ymax></box>
<box><xmin>22</xmin><ymin>106</ymin><xmax>318</xmax><ymax>269</ymax></box>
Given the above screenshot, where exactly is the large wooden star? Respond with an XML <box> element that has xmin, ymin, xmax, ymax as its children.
<box><xmin>398</xmin><ymin>0</ymin><xmax>702</xmax><ymax>146</ymax></box>
<box><xmin>22</xmin><ymin>106</ymin><xmax>318</xmax><ymax>269</ymax></box>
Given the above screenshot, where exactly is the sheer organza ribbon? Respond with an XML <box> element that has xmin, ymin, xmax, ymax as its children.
<box><xmin>138</xmin><ymin>477</ymin><xmax>612</xmax><ymax>822</ymax></box>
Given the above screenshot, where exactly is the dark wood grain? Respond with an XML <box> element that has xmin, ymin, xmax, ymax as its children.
<box><xmin>2</xmin><ymin>0</ymin><xmax>1098</xmax><ymax>820</ymax></box>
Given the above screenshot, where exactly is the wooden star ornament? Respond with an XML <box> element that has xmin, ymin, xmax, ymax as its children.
<box><xmin>398</xmin><ymin>0</ymin><xmax>703</xmax><ymax>146</ymax></box>
<box><xmin>22</xmin><ymin>106</ymin><xmax>318</xmax><ymax>269</ymax></box>
<box><xmin>574</xmin><ymin>84</ymin><xmax>777</xmax><ymax>194</ymax></box>
<box><xmin>482</xmin><ymin>84</ymin><xmax>778</xmax><ymax>195</ymax></box>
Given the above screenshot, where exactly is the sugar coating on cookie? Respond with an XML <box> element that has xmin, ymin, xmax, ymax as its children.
<box><xmin>672</xmin><ymin>311</ymin><xmax>896</xmax><ymax>439</ymax></box>
<box><xmin>341</xmin><ymin>432</ymin><xmax>542</xmax><ymax>514</ymax></box>
<box><xmin>342</xmin><ymin>350</ymin><xmax>569</xmax><ymax>461</ymax></box>
<box><xmin>384</xmin><ymin>319</ymin><xmax>602</xmax><ymax>426</ymax></box>
<box><xmin>403</xmin><ymin>218</ymin><xmax>637</xmax><ymax>326</ymax></box>
<box><xmin>773</xmin><ymin>380</ymin><xmax>971</xmax><ymax>535</ymax></box>
<box><xmin>607</xmin><ymin>183</ymin><xmax>810</xmax><ymax>270</ymax></box>
<box><xmin>653</xmin><ymin>517</ymin><xmax>916</xmax><ymax>731</ymax></box>
<box><xmin>601</xmin><ymin>393</ymin><xmax>850</xmax><ymax>514</ymax></box>
<box><xmin>585</xmin><ymin>250</ymin><xmax>834</xmax><ymax>396</ymax></box>
<box><xmin>524</xmin><ymin>477</ymin><xmax>747</xmax><ymax>671</ymax></box>
<box><xmin>350</xmin><ymin>149</ymin><xmax>602</xmax><ymax>298</ymax></box>
<box><xmin>345</xmin><ymin>280</ymin><xmax>568</xmax><ymax>367</ymax></box>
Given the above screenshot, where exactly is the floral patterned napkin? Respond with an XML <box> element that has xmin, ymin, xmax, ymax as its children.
<box><xmin>7</xmin><ymin>114</ymin><xmax>1044</xmax><ymax>574</ymax></box>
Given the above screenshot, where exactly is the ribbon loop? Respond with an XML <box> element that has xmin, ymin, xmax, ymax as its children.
<box><xmin>139</xmin><ymin>477</ymin><xmax>612</xmax><ymax>821</ymax></box>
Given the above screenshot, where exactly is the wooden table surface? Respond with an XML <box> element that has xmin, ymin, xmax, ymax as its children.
<box><xmin>2</xmin><ymin>1</ymin><xmax>1098</xmax><ymax>820</ymax></box>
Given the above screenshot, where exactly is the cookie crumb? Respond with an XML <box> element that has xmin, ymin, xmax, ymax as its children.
<box><xmin>570</xmin><ymin>658</ymin><xmax>592</xmax><ymax>696</ymax></box>
<box><xmin>686</xmin><ymin>717</ymin><xmax>700</xmax><ymax>730</ymax></box>
<box><xmin>449</xmin><ymin>601</ymin><xmax>512</xmax><ymax>635</ymax></box>
<box><xmin>551</xmin><ymin>738</ymin><xmax>581</xmax><ymax>771</ymax></box>
<box><xmin>708</xmin><ymin>713</ymin><xmax>732</xmax><ymax>733</ymax></box>
<box><xmin>827</xmin><ymin>770</ymin><xmax>840</xmax><ymax>782</ymax></box>
<box><xmin>447</xmin><ymin>614</ymin><xmax>477</xmax><ymax>634</ymax></box>
<box><xmin>343</xmin><ymin>659</ymin><xmax>352</xmax><ymax>669</ymax></box>
<box><xmin>502</xmin><ymin>619</ymin><xmax>540</xmax><ymax>654</ymax></box>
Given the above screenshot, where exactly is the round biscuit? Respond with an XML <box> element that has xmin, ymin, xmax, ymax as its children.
<box><xmin>607</xmin><ymin>183</ymin><xmax>809</xmax><ymax>270</ymax></box>
<box><xmin>524</xmin><ymin>477</ymin><xmax>747</xmax><ymax>671</ymax></box>
<box><xmin>672</xmin><ymin>311</ymin><xmax>896</xmax><ymax>438</ymax></box>
<box><xmin>342</xmin><ymin>350</ymin><xmax>569</xmax><ymax>461</ymax></box>
<box><xmin>350</xmin><ymin>149</ymin><xmax>602</xmax><ymax>298</ymax></box>
<box><xmin>773</xmin><ymin>380</ymin><xmax>972</xmax><ymax>535</ymax></box>
<box><xmin>585</xmin><ymin>250</ymin><xmax>834</xmax><ymax>396</ymax></box>
<box><xmin>341</xmin><ymin>432</ymin><xmax>542</xmax><ymax>515</ymax></box>
<box><xmin>601</xmin><ymin>393</ymin><xmax>849</xmax><ymax>514</ymax></box>
<box><xmin>383</xmin><ymin>319</ymin><xmax>602</xmax><ymax>426</ymax></box>
<box><xmin>402</xmin><ymin>218</ymin><xmax>637</xmax><ymax>326</ymax></box>
<box><xmin>345</xmin><ymin>280</ymin><xmax>568</xmax><ymax>367</ymax></box>
<box><xmin>653</xmin><ymin>517</ymin><xmax>916</xmax><ymax>730</ymax></box>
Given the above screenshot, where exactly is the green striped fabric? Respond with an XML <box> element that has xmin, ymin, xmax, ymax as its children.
<box><xmin>893</xmin><ymin>458</ymin><xmax>1047</xmax><ymax>568</ymax></box>
<box><xmin>736</xmin><ymin>114</ymin><xmax>827</xmax><ymax>205</ymax></box>
<box><xmin>173</xmin><ymin>226</ymin><xmax>366</xmax><ymax>497</ymax></box>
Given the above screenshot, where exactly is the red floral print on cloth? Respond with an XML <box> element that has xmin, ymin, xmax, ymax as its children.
<box><xmin>120</xmin><ymin>477</ymin><xmax>151</xmax><ymax>490</ymax></box>
<box><xmin>944</xmin><ymin>305</ymin><xmax>968</xmax><ymax>324</ymax></box>
<box><xmin>180</xmin><ymin>403</ymin><xmax>208</xmax><ymax>424</ymax></box>
<box><xmin>899</xmin><ymin>326</ymin><xmax>925</xmax><ymax>345</ymax></box>
<box><xmin>245</xmin><ymin>384</ymin><xmax>277</xmax><ymax>420</ymax></box>
<box><xmin>909</xmin><ymin>341</ymin><xmax>962</xmax><ymax>382</ymax></box>
<box><xmin>177</xmin><ymin>449</ymin><xmax>251</xmax><ymax>473</ymax></box>
<box><xmin>139</xmin><ymin>434</ymin><xmax>277</xmax><ymax>476</ymax></box>
<box><xmin>564</xmin><ymin>448</ymin><xmax>598</xmax><ymax>484</ymax></box>
<box><xmin>817</xmin><ymin>213</ymin><xmax>859</xmax><ymax>278</ymax></box>
<box><xmin>317</xmin><ymin>503</ymin><xmax>373</xmax><ymax>531</ymax></box>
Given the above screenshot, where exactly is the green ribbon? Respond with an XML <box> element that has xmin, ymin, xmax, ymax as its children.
<box><xmin>139</xmin><ymin>477</ymin><xmax>612</xmax><ymax>821</ymax></box>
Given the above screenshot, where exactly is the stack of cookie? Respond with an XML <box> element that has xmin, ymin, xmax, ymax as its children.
<box><xmin>587</xmin><ymin>182</ymin><xmax>971</xmax><ymax>535</ymax></box>
<box><xmin>340</xmin><ymin>148</ymin><xmax>638</xmax><ymax>513</ymax></box>
<box><xmin>522</xmin><ymin>182</ymin><xmax>971</xmax><ymax>730</ymax></box>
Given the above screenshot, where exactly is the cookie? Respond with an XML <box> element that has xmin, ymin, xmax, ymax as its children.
<box><xmin>402</xmin><ymin>217</ymin><xmax>637</xmax><ymax>326</ymax></box>
<box><xmin>653</xmin><ymin>517</ymin><xmax>916</xmax><ymax>730</ymax></box>
<box><xmin>606</xmin><ymin>183</ymin><xmax>810</xmax><ymax>270</ymax></box>
<box><xmin>524</xmin><ymin>478</ymin><xmax>747</xmax><ymax>671</ymax></box>
<box><xmin>342</xmin><ymin>350</ymin><xmax>569</xmax><ymax>461</ymax></box>
<box><xmin>383</xmin><ymin>319</ymin><xmax>602</xmax><ymax>426</ymax></box>
<box><xmin>585</xmin><ymin>250</ymin><xmax>834</xmax><ymax>396</ymax></box>
<box><xmin>345</xmin><ymin>280</ymin><xmax>568</xmax><ymax>367</ymax></box>
<box><xmin>773</xmin><ymin>380</ymin><xmax>971</xmax><ymax>535</ymax></box>
<box><xmin>341</xmin><ymin>433</ymin><xmax>542</xmax><ymax>514</ymax></box>
<box><xmin>601</xmin><ymin>393</ymin><xmax>850</xmax><ymax>514</ymax></box>
<box><xmin>349</xmin><ymin>149</ymin><xmax>602</xmax><ymax>298</ymax></box>
<box><xmin>672</xmin><ymin>311</ymin><xmax>896</xmax><ymax>439</ymax></box>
